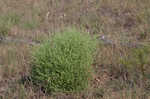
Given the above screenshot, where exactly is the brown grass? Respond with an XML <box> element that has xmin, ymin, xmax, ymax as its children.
<box><xmin>0</xmin><ymin>0</ymin><xmax>150</xmax><ymax>98</ymax></box>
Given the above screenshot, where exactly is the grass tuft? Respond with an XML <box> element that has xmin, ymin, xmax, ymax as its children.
<box><xmin>30</xmin><ymin>28</ymin><xmax>98</xmax><ymax>93</ymax></box>
<box><xmin>0</xmin><ymin>12</ymin><xmax>20</xmax><ymax>37</ymax></box>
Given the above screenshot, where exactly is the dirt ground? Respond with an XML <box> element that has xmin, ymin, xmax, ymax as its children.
<box><xmin>0</xmin><ymin>0</ymin><xmax>150</xmax><ymax>99</ymax></box>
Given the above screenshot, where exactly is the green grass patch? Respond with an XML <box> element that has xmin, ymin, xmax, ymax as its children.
<box><xmin>0</xmin><ymin>12</ymin><xmax>20</xmax><ymax>37</ymax></box>
<box><xmin>21</xmin><ymin>18</ymin><xmax>39</xmax><ymax>30</ymax></box>
<box><xmin>30</xmin><ymin>28</ymin><xmax>97</xmax><ymax>93</ymax></box>
<box><xmin>120</xmin><ymin>45</ymin><xmax>150</xmax><ymax>82</ymax></box>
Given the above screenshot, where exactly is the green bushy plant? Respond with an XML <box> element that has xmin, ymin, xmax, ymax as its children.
<box><xmin>31</xmin><ymin>28</ymin><xmax>97</xmax><ymax>93</ymax></box>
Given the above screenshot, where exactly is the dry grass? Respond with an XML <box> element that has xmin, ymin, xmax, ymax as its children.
<box><xmin>0</xmin><ymin>0</ymin><xmax>150</xmax><ymax>98</ymax></box>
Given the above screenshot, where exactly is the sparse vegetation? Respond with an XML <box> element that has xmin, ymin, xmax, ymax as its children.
<box><xmin>21</xmin><ymin>18</ymin><xmax>39</xmax><ymax>30</ymax></box>
<box><xmin>0</xmin><ymin>0</ymin><xmax>150</xmax><ymax>98</ymax></box>
<box><xmin>121</xmin><ymin>45</ymin><xmax>150</xmax><ymax>75</ymax></box>
<box><xmin>0</xmin><ymin>12</ymin><xmax>20</xmax><ymax>37</ymax></box>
